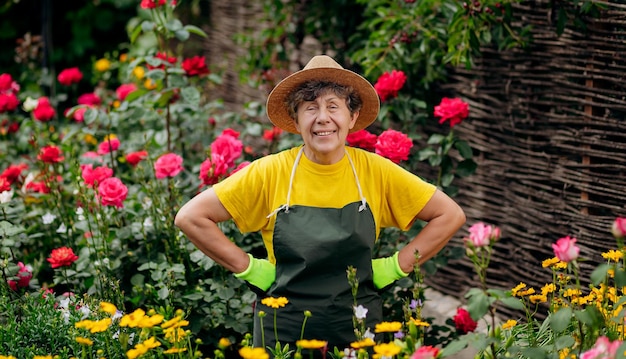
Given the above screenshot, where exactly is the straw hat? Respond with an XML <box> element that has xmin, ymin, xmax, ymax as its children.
<box><xmin>266</xmin><ymin>55</ymin><xmax>380</xmax><ymax>134</ymax></box>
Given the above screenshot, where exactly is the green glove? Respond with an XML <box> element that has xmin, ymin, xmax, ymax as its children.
<box><xmin>234</xmin><ymin>253</ymin><xmax>276</xmax><ymax>291</ymax></box>
<box><xmin>372</xmin><ymin>251</ymin><xmax>409</xmax><ymax>289</ymax></box>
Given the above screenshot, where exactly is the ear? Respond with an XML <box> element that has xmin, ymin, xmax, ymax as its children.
<box><xmin>294</xmin><ymin>118</ymin><xmax>301</xmax><ymax>133</ymax></box>
<box><xmin>348</xmin><ymin>112</ymin><xmax>359</xmax><ymax>129</ymax></box>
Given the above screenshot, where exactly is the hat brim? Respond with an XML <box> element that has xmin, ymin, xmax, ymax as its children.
<box><xmin>266</xmin><ymin>66</ymin><xmax>380</xmax><ymax>134</ymax></box>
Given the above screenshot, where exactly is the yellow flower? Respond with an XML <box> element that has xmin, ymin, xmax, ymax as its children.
<box><xmin>120</xmin><ymin>53</ymin><xmax>129</xmax><ymax>62</ymax></box>
<box><xmin>563</xmin><ymin>288</ymin><xmax>581</xmax><ymax>298</ymax></box>
<box><xmin>138</xmin><ymin>314</ymin><xmax>164</xmax><ymax>328</ymax></box>
<box><xmin>75</xmin><ymin>319</ymin><xmax>95</xmax><ymax>330</ymax></box>
<box><xmin>133</xmin><ymin>66</ymin><xmax>145</xmax><ymax>79</ymax></box>
<box><xmin>542</xmin><ymin>257</ymin><xmax>559</xmax><ymax>268</ymax></box>
<box><xmin>126</xmin><ymin>347</ymin><xmax>146</xmax><ymax>359</ymax></box>
<box><xmin>33</xmin><ymin>357</ymin><xmax>53</xmax><ymax>359</ymax></box>
<box><xmin>161</xmin><ymin>316</ymin><xmax>183</xmax><ymax>329</ymax></box>
<box><xmin>261</xmin><ymin>297</ymin><xmax>289</xmax><ymax>309</ymax></box>
<box><xmin>84</xmin><ymin>133</ymin><xmax>98</xmax><ymax>145</ymax></box>
<box><xmin>296</xmin><ymin>339</ymin><xmax>328</xmax><ymax>349</ymax></box>
<box><xmin>89</xmin><ymin>318</ymin><xmax>112</xmax><ymax>333</ymax></box>
<box><xmin>120</xmin><ymin>308</ymin><xmax>146</xmax><ymax>327</ymax></box>
<box><xmin>103</xmin><ymin>134</ymin><xmax>117</xmax><ymax>142</ymax></box>
<box><xmin>113</xmin><ymin>100</ymin><xmax>121</xmax><ymax>108</ymax></box>
<box><xmin>501</xmin><ymin>319</ymin><xmax>517</xmax><ymax>330</ymax></box>
<box><xmin>218</xmin><ymin>337</ymin><xmax>232</xmax><ymax>349</ymax></box>
<box><xmin>239</xmin><ymin>347</ymin><xmax>269</xmax><ymax>359</ymax></box>
<box><xmin>601</xmin><ymin>249</ymin><xmax>623</xmax><ymax>262</ymax></box>
<box><xmin>144</xmin><ymin>78</ymin><xmax>157</xmax><ymax>90</ymax></box>
<box><xmin>0</xmin><ymin>356</ymin><xmax>17</xmax><ymax>359</ymax></box>
<box><xmin>511</xmin><ymin>282</ymin><xmax>527</xmax><ymax>296</ymax></box>
<box><xmin>408</xmin><ymin>318</ymin><xmax>430</xmax><ymax>327</ymax></box>
<box><xmin>100</xmin><ymin>301</ymin><xmax>117</xmax><ymax>315</ymax></box>
<box><xmin>529</xmin><ymin>294</ymin><xmax>547</xmax><ymax>304</ymax></box>
<box><xmin>164</xmin><ymin>327</ymin><xmax>187</xmax><ymax>343</ymax></box>
<box><xmin>517</xmin><ymin>288</ymin><xmax>536</xmax><ymax>297</ymax></box>
<box><xmin>374</xmin><ymin>321</ymin><xmax>402</xmax><ymax>333</ymax></box>
<box><xmin>350</xmin><ymin>338</ymin><xmax>376</xmax><ymax>349</ymax></box>
<box><xmin>541</xmin><ymin>283</ymin><xmax>556</xmax><ymax>295</ymax></box>
<box><xmin>94</xmin><ymin>58</ymin><xmax>111</xmax><ymax>72</ymax></box>
<box><xmin>76</xmin><ymin>337</ymin><xmax>94</xmax><ymax>346</ymax></box>
<box><xmin>372</xmin><ymin>342</ymin><xmax>401</xmax><ymax>358</ymax></box>
<box><xmin>163</xmin><ymin>348</ymin><xmax>187</xmax><ymax>354</ymax></box>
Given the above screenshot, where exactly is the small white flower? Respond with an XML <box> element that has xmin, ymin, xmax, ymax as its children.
<box><xmin>142</xmin><ymin>197</ymin><xmax>152</xmax><ymax>209</ymax></box>
<box><xmin>353</xmin><ymin>305</ymin><xmax>368</xmax><ymax>320</ymax></box>
<box><xmin>22</xmin><ymin>97</ymin><xmax>39</xmax><ymax>112</ymax></box>
<box><xmin>62</xmin><ymin>309</ymin><xmax>71</xmax><ymax>324</ymax></box>
<box><xmin>21</xmin><ymin>172</ymin><xmax>35</xmax><ymax>192</ymax></box>
<box><xmin>0</xmin><ymin>190</ymin><xmax>13</xmax><ymax>204</ymax></box>
<box><xmin>363</xmin><ymin>328</ymin><xmax>375</xmax><ymax>340</ymax></box>
<box><xmin>112</xmin><ymin>310</ymin><xmax>123</xmax><ymax>321</ymax></box>
<box><xmin>79</xmin><ymin>305</ymin><xmax>91</xmax><ymax>319</ymax></box>
<box><xmin>143</xmin><ymin>217</ymin><xmax>153</xmax><ymax>228</ymax></box>
<box><xmin>59</xmin><ymin>297</ymin><xmax>71</xmax><ymax>309</ymax></box>
<box><xmin>342</xmin><ymin>348</ymin><xmax>356</xmax><ymax>359</ymax></box>
<box><xmin>76</xmin><ymin>207</ymin><xmax>85</xmax><ymax>220</ymax></box>
<box><xmin>56</xmin><ymin>223</ymin><xmax>67</xmax><ymax>233</ymax></box>
<box><xmin>42</xmin><ymin>212</ymin><xmax>56</xmax><ymax>224</ymax></box>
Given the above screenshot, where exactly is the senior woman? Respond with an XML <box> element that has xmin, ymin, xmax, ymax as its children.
<box><xmin>174</xmin><ymin>55</ymin><xmax>466</xmax><ymax>352</ymax></box>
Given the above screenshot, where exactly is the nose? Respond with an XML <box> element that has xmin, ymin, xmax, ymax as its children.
<box><xmin>317</xmin><ymin>107</ymin><xmax>330</xmax><ymax>123</ymax></box>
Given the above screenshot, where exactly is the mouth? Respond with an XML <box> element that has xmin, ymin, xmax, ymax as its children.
<box><xmin>313</xmin><ymin>130</ymin><xmax>336</xmax><ymax>136</ymax></box>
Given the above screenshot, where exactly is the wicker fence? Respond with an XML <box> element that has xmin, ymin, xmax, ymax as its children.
<box><xmin>425</xmin><ymin>0</ymin><xmax>626</xmax><ymax>315</ymax></box>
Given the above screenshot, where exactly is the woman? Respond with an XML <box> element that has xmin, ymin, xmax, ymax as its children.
<box><xmin>174</xmin><ymin>55</ymin><xmax>466</xmax><ymax>352</ymax></box>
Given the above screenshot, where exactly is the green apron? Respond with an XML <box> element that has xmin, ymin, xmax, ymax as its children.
<box><xmin>253</xmin><ymin>147</ymin><xmax>382</xmax><ymax>352</ymax></box>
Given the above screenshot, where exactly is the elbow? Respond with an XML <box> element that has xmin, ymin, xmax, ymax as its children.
<box><xmin>174</xmin><ymin>207</ymin><xmax>189</xmax><ymax>230</ymax></box>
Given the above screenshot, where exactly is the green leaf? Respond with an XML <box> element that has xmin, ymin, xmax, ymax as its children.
<box><xmin>157</xmin><ymin>286</ymin><xmax>169</xmax><ymax>300</ymax></box>
<box><xmin>590</xmin><ymin>263</ymin><xmax>610</xmax><ymax>285</ymax></box>
<box><xmin>574</xmin><ymin>306</ymin><xmax>602</xmax><ymax>326</ymax></box>
<box><xmin>616</xmin><ymin>342</ymin><xmax>626</xmax><ymax>359</ymax></box>
<box><xmin>456</xmin><ymin>159</ymin><xmax>478</xmax><ymax>178</ymax></box>
<box><xmin>141</xmin><ymin>20</ymin><xmax>155</xmax><ymax>33</ymax></box>
<box><xmin>184</xmin><ymin>24</ymin><xmax>208</xmax><ymax>38</ymax></box>
<box><xmin>615</xmin><ymin>268</ymin><xmax>626</xmax><ymax>288</ymax></box>
<box><xmin>521</xmin><ymin>347</ymin><xmax>548</xmax><ymax>359</ymax></box>
<box><xmin>454</xmin><ymin>140</ymin><xmax>473</xmax><ymax>159</ymax></box>
<box><xmin>440</xmin><ymin>336</ymin><xmax>469</xmax><ymax>356</ymax></box>
<box><xmin>427</xmin><ymin>133</ymin><xmax>446</xmax><ymax>145</ymax></box>
<box><xmin>175</xmin><ymin>29</ymin><xmax>190</xmax><ymax>42</ymax></box>
<box><xmin>499</xmin><ymin>296</ymin><xmax>525</xmax><ymax>310</ymax></box>
<box><xmin>466</xmin><ymin>290</ymin><xmax>490</xmax><ymax>320</ymax></box>
<box><xmin>554</xmin><ymin>335</ymin><xmax>575</xmax><ymax>350</ymax></box>
<box><xmin>549</xmin><ymin>307</ymin><xmax>572</xmax><ymax>333</ymax></box>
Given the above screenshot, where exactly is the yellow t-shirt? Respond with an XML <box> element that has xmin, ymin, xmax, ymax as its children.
<box><xmin>213</xmin><ymin>146</ymin><xmax>437</xmax><ymax>263</ymax></box>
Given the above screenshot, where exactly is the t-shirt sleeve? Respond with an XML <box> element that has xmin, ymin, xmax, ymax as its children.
<box><xmin>212</xmin><ymin>159</ymin><xmax>272</xmax><ymax>233</ymax></box>
<box><xmin>377</xmin><ymin>158</ymin><xmax>437</xmax><ymax>231</ymax></box>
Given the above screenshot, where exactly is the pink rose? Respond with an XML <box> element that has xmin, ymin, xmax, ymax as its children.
<box><xmin>464</xmin><ymin>222</ymin><xmax>501</xmax><ymax>248</ymax></box>
<box><xmin>410</xmin><ymin>346</ymin><xmax>439</xmax><ymax>359</ymax></box>
<box><xmin>453</xmin><ymin>308</ymin><xmax>477</xmax><ymax>334</ymax></box>
<box><xmin>154</xmin><ymin>153</ymin><xmax>183</xmax><ymax>179</ymax></box>
<box><xmin>81</xmin><ymin>164</ymin><xmax>114</xmax><ymax>187</ymax></box>
<box><xmin>346</xmin><ymin>129</ymin><xmax>378</xmax><ymax>152</ymax></box>
<box><xmin>71</xmin><ymin>107</ymin><xmax>88</xmax><ymax>122</ymax></box>
<box><xmin>77</xmin><ymin>92</ymin><xmax>102</xmax><ymax>106</ymax></box>
<box><xmin>116</xmin><ymin>83</ymin><xmax>137</xmax><ymax>101</ymax></box>
<box><xmin>199</xmin><ymin>153</ymin><xmax>229</xmax><ymax>186</ymax></box>
<box><xmin>97</xmin><ymin>177</ymin><xmax>128</xmax><ymax>208</ymax></box>
<box><xmin>434</xmin><ymin>97</ymin><xmax>469</xmax><ymax>128</ymax></box>
<box><xmin>210</xmin><ymin>130</ymin><xmax>243</xmax><ymax>168</ymax></box>
<box><xmin>375</xmin><ymin>129</ymin><xmax>413</xmax><ymax>164</ymax></box>
<box><xmin>580</xmin><ymin>336</ymin><xmax>622</xmax><ymax>359</ymax></box>
<box><xmin>612</xmin><ymin>217</ymin><xmax>626</xmax><ymax>239</ymax></box>
<box><xmin>374</xmin><ymin>70</ymin><xmax>407</xmax><ymax>102</ymax></box>
<box><xmin>7</xmin><ymin>261</ymin><xmax>32</xmax><ymax>290</ymax></box>
<box><xmin>552</xmin><ymin>235</ymin><xmax>580</xmax><ymax>263</ymax></box>
<box><xmin>97</xmin><ymin>137</ymin><xmax>121</xmax><ymax>155</ymax></box>
<box><xmin>57</xmin><ymin>67</ymin><xmax>83</xmax><ymax>86</ymax></box>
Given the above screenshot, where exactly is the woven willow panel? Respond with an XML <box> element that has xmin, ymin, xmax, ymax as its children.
<box><xmin>424</xmin><ymin>0</ymin><xmax>626</xmax><ymax>317</ymax></box>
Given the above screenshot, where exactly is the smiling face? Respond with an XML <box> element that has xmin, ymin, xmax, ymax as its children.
<box><xmin>286</xmin><ymin>81</ymin><xmax>362</xmax><ymax>164</ymax></box>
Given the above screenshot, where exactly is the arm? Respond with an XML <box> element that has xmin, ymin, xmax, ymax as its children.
<box><xmin>397</xmin><ymin>189</ymin><xmax>466</xmax><ymax>273</ymax></box>
<box><xmin>174</xmin><ymin>187</ymin><xmax>250</xmax><ymax>273</ymax></box>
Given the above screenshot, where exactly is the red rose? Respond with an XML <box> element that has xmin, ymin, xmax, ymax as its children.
<box><xmin>262</xmin><ymin>127</ymin><xmax>283</xmax><ymax>142</ymax></box>
<box><xmin>97</xmin><ymin>177</ymin><xmax>128</xmax><ymax>208</ymax></box>
<box><xmin>77</xmin><ymin>93</ymin><xmax>102</xmax><ymax>106</ymax></box>
<box><xmin>182</xmin><ymin>56</ymin><xmax>210</xmax><ymax>76</ymax></box>
<box><xmin>57</xmin><ymin>67</ymin><xmax>83</xmax><ymax>86</ymax></box>
<box><xmin>0</xmin><ymin>163</ymin><xmax>28</xmax><ymax>184</ymax></box>
<box><xmin>125</xmin><ymin>150</ymin><xmax>149</xmax><ymax>167</ymax></box>
<box><xmin>154</xmin><ymin>152</ymin><xmax>184</xmax><ymax>179</ymax></box>
<box><xmin>453</xmin><ymin>308</ymin><xmax>477</xmax><ymax>334</ymax></box>
<box><xmin>434</xmin><ymin>97</ymin><xmax>469</xmax><ymax>128</ymax></box>
<box><xmin>33</xmin><ymin>97</ymin><xmax>56</xmax><ymax>122</ymax></box>
<box><xmin>0</xmin><ymin>177</ymin><xmax>10</xmax><ymax>193</ymax></box>
<box><xmin>116</xmin><ymin>83</ymin><xmax>137</xmax><ymax>101</ymax></box>
<box><xmin>346</xmin><ymin>129</ymin><xmax>378</xmax><ymax>152</ymax></box>
<box><xmin>47</xmin><ymin>247</ymin><xmax>79</xmax><ymax>268</ymax></box>
<box><xmin>24</xmin><ymin>180</ymin><xmax>50</xmax><ymax>194</ymax></box>
<box><xmin>374</xmin><ymin>70</ymin><xmax>407</xmax><ymax>102</ymax></box>
<box><xmin>0</xmin><ymin>73</ymin><xmax>14</xmax><ymax>92</ymax></box>
<box><xmin>147</xmin><ymin>52</ymin><xmax>177</xmax><ymax>70</ymax></box>
<box><xmin>81</xmin><ymin>164</ymin><xmax>114</xmax><ymax>187</ymax></box>
<box><xmin>37</xmin><ymin>145</ymin><xmax>64</xmax><ymax>163</ymax></box>
<box><xmin>374</xmin><ymin>129</ymin><xmax>413</xmax><ymax>164</ymax></box>
<box><xmin>0</xmin><ymin>93</ymin><xmax>19</xmax><ymax>113</ymax></box>
<box><xmin>140</xmin><ymin>0</ymin><xmax>166</xmax><ymax>9</ymax></box>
